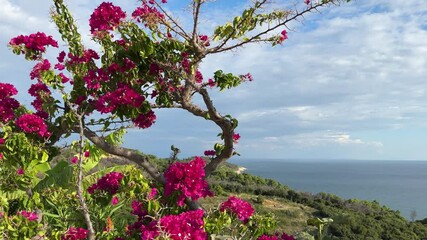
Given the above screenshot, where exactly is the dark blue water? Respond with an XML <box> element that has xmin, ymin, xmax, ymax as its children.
<box><xmin>230</xmin><ymin>159</ymin><xmax>427</xmax><ymax>220</ymax></box>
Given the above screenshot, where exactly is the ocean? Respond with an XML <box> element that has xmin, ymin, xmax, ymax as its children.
<box><xmin>230</xmin><ymin>159</ymin><xmax>427</xmax><ymax>220</ymax></box>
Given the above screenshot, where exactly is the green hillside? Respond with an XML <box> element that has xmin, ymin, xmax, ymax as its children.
<box><xmin>90</xmin><ymin>152</ymin><xmax>427</xmax><ymax>239</ymax></box>
<box><xmin>205</xmin><ymin>161</ymin><xmax>427</xmax><ymax>240</ymax></box>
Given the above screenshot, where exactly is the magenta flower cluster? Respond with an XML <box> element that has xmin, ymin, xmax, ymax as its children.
<box><xmin>132</xmin><ymin>2</ymin><xmax>165</xmax><ymax>23</ymax></box>
<box><xmin>233</xmin><ymin>133</ymin><xmax>241</xmax><ymax>143</ymax></box>
<box><xmin>15</xmin><ymin>113</ymin><xmax>50</xmax><ymax>138</ymax></box>
<box><xmin>28</xmin><ymin>83</ymin><xmax>51</xmax><ymax>119</ymax></box>
<box><xmin>132</xmin><ymin>110</ymin><xmax>156</xmax><ymax>129</ymax></box>
<box><xmin>131</xmin><ymin>200</ymin><xmax>147</xmax><ymax>219</ymax></box>
<box><xmin>136</xmin><ymin>210</ymin><xmax>206</xmax><ymax>240</ymax></box>
<box><xmin>159</xmin><ymin>210</ymin><xmax>207</xmax><ymax>240</ymax></box>
<box><xmin>30</xmin><ymin>59</ymin><xmax>51</xmax><ymax>81</ymax></box>
<box><xmin>89</xmin><ymin>2</ymin><xmax>126</xmax><ymax>34</ymax></box>
<box><xmin>278</xmin><ymin>30</ymin><xmax>288</xmax><ymax>44</ymax></box>
<box><xmin>240</xmin><ymin>72</ymin><xmax>254</xmax><ymax>82</ymax></box>
<box><xmin>195</xmin><ymin>70</ymin><xmax>203</xmax><ymax>83</ymax></box>
<box><xmin>87</xmin><ymin>171</ymin><xmax>123</xmax><ymax>195</ymax></box>
<box><xmin>0</xmin><ymin>83</ymin><xmax>20</xmax><ymax>123</ymax></box>
<box><xmin>198</xmin><ymin>35</ymin><xmax>210</xmax><ymax>47</ymax></box>
<box><xmin>9</xmin><ymin>32</ymin><xmax>58</xmax><ymax>53</ymax></box>
<box><xmin>62</xmin><ymin>227</ymin><xmax>88</xmax><ymax>240</ymax></box>
<box><xmin>257</xmin><ymin>232</ymin><xmax>295</xmax><ymax>240</ymax></box>
<box><xmin>96</xmin><ymin>85</ymin><xmax>145</xmax><ymax>113</ymax></box>
<box><xmin>204</xmin><ymin>150</ymin><xmax>216</xmax><ymax>156</ymax></box>
<box><xmin>164</xmin><ymin>156</ymin><xmax>213</xmax><ymax>206</ymax></box>
<box><xmin>20</xmin><ymin>210</ymin><xmax>38</xmax><ymax>221</ymax></box>
<box><xmin>148</xmin><ymin>188</ymin><xmax>158</xmax><ymax>200</ymax></box>
<box><xmin>67</xmin><ymin>49</ymin><xmax>100</xmax><ymax>66</ymax></box>
<box><xmin>220</xmin><ymin>196</ymin><xmax>254</xmax><ymax>222</ymax></box>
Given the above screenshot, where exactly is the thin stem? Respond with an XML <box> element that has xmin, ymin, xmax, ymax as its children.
<box><xmin>76</xmin><ymin>114</ymin><xmax>95</xmax><ymax>240</ymax></box>
<box><xmin>192</xmin><ymin>0</ymin><xmax>202</xmax><ymax>41</ymax></box>
<box><xmin>212</xmin><ymin>0</ymin><xmax>269</xmax><ymax>52</ymax></box>
<box><xmin>208</xmin><ymin>0</ymin><xmax>339</xmax><ymax>54</ymax></box>
<box><xmin>154</xmin><ymin>1</ymin><xmax>192</xmax><ymax>41</ymax></box>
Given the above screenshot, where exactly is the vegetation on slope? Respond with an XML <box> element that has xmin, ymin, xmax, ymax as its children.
<box><xmin>206</xmin><ymin>162</ymin><xmax>427</xmax><ymax>240</ymax></box>
<box><xmin>65</xmin><ymin>150</ymin><xmax>427</xmax><ymax>239</ymax></box>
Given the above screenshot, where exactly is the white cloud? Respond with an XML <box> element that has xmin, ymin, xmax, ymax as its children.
<box><xmin>279</xmin><ymin>131</ymin><xmax>384</xmax><ymax>148</ymax></box>
<box><xmin>1</xmin><ymin>0</ymin><xmax>427</xmax><ymax>159</ymax></box>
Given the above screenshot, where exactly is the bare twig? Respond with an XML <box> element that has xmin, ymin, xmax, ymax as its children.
<box><xmin>207</xmin><ymin>0</ymin><xmax>341</xmax><ymax>54</ymax></box>
<box><xmin>154</xmin><ymin>1</ymin><xmax>192</xmax><ymax>41</ymax></box>
<box><xmin>76</xmin><ymin>114</ymin><xmax>95</xmax><ymax>240</ymax></box>
<box><xmin>82</xmin><ymin>127</ymin><xmax>166</xmax><ymax>184</ymax></box>
<box><xmin>191</xmin><ymin>0</ymin><xmax>203</xmax><ymax>42</ymax></box>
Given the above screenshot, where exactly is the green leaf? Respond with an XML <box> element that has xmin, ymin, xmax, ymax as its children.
<box><xmin>33</xmin><ymin>160</ymin><xmax>74</xmax><ymax>192</ymax></box>
<box><xmin>33</xmin><ymin>162</ymin><xmax>50</xmax><ymax>174</ymax></box>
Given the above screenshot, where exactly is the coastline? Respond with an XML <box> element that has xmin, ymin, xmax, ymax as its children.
<box><xmin>235</xmin><ymin>166</ymin><xmax>247</xmax><ymax>174</ymax></box>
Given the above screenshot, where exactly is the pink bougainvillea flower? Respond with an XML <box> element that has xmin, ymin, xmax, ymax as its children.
<box><xmin>20</xmin><ymin>210</ymin><xmax>38</xmax><ymax>221</ymax></box>
<box><xmin>70</xmin><ymin>156</ymin><xmax>78</xmax><ymax>164</ymax></box>
<box><xmin>58</xmin><ymin>73</ymin><xmax>70</xmax><ymax>83</ymax></box>
<box><xmin>220</xmin><ymin>196</ymin><xmax>254</xmax><ymax>222</ymax></box>
<box><xmin>9</xmin><ymin>32</ymin><xmax>58</xmax><ymax>53</ymax></box>
<box><xmin>87</xmin><ymin>172</ymin><xmax>123</xmax><ymax>195</ymax></box>
<box><xmin>0</xmin><ymin>83</ymin><xmax>20</xmax><ymax>123</ymax></box>
<box><xmin>195</xmin><ymin>70</ymin><xmax>203</xmax><ymax>83</ymax></box>
<box><xmin>57</xmin><ymin>51</ymin><xmax>66</xmax><ymax>63</ymax></box>
<box><xmin>132</xmin><ymin>2</ymin><xmax>165</xmax><ymax>23</ymax></box>
<box><xmin>15</xmin><ymin>113</ymin><xmax>50</xmax><ymax>138</ymax></box>
<box><xmin>54</xmin><ymin>63</ymin><xmax>65</xmax><ymax>70</ymax></box>
<box><xmin>304</xmin><ymin>0</ymin><xmax>311</xmax><ymax>5</ymax></box>
<box><xmin>164</xmin><ymin>156</ymin><xmax>213</xmax><ymax>206</ymax></box>
<box><xmin>257</xmin><ymin>232</ymin><xmax>295</xmax><ymax>240</ymax></box>
<box><xmin>0</xmin><ymin>83</ymin><xmax>18</xmax><ymax>97</ymax></box>
<box><xmin>17</xmin><ymin>168</ymin><xmax>25</xmax><ymax>175</ymax></box>
<box><xmin>0</xmin><ymin>138</ymin><xmax>4</xmax><ymax>144</ymax></box>
<box><xmin>198</xmin><ymin>35</ymin><xmax>210</xmax><ymax>47</ymax></box>
<box><xmin>139</xmin><ymin>221</ymin><xmax>159</xmax><ymax>239</ymax></box>
<box><xmin>240</xmin><ymin>72</ymin><xmax>253</xmax><ymax>82</ymax></box>
<box><xmin>131</xmin><ymin>200</ymin><xmax>147</xmax><ymax>219</ymax></box>
<box><xmin>89</xmin><ymin>2</ymin><xmax>126</xmax><ymax>34</ymax></box>
<box><xmin>84</xmin><ymin>151</ymin><xmax>90</xmax><ymax>158</ymax></box>
<box><xmin>159</xmin><ymin>210</ymin><xmax>207</xmax><ymax>240</ymax></box>
<box><xmin>28</xmin><ymin>83</ymin><xmax>50</xmax><ymax>97</ymax></box>
<box><xmin>233</xmin><ymin>133</ymin><xmax>241</xmax><ymax>143</ymax></box>
<box><xmin>132</xmin><ymin>110</ymin><xmax>156</xmax><ymax>129</ymax></box>
<box><xmin>280</xmin><ymin>232</ymin><xmax>296</xmax><ymax>240</ymax></box>
<box><xmin>258</xmin><ymin>235</ymin><xmax>279</xmax><ymax>240</ymax></box>
<box><xmin>148</xmin><ymin>188</ymin><xmax>158</xmax><ymax>200</ymax></box>
<box><xmin>111</xmin><ymin>196</ymin><xmax>119</xmax><ymax>205</ymax></box>
<box><xmin>62</xmin><ymin>227</ymin><xmax>88</xmax><ymax>240</ymax></box>
<box><xmin>278</xmin><ymin>30</ymin><xmax>288</xmax><ymax>44</ymax></box>
<box><xmin>96</xmin><ymin>85</ymin><xmax>145</xmax><ymax>114</ymax></box>
<box><xmin>204</xmin><ymin>150</ymin><xmax>216</xmax><ymax>156</ymax></box>
<box><xmin>30</xmin><ymin>59</ymin><xmax>51</xmax><ymax>81</ymax></box>
<box><xmin>207</xmin><ymin>78</ymin><xmax>216</xmax><ymax>87</ymax></box>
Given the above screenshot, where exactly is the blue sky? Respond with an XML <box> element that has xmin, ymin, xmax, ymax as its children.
<box><xmin>1</xmin><ymin>0</ymin><xmax>427</xmax><ymax>160</ymax></box>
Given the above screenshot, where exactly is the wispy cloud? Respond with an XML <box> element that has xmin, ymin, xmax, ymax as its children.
<box><xmin>1</xmin><ymin>0</ymin><xmax>427</xmax><ymax>159</ymax></box>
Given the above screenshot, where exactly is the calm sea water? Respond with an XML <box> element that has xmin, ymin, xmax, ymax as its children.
<box><xmin>230</xmin><ymin>159</ymin><xmax>427</xmax><ymax>220</ymax></box>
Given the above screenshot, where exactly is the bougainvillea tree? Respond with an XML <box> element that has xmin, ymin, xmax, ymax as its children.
<box><xmin>0</xmin><ymin>0</ymin><xmax>349</xmax><ymax>239</ymax></box>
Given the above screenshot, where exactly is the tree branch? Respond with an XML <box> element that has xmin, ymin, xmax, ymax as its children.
<box><xmin>191</xmin><ymin>0</ymin><xmax>203</xmax><ymax>42</ymax></box>
<box><xmin>207</xmin><ymin>0</ymin><xmax>340</xmax><ymax>54</ymax></box>
<box><xmin>82</xmin><ymin>127</ymin><xmax>166</xmax><ymax>184</ymax></box>
<box><xmin>155</xmin><ymin>1</ymin><xmax>192</xmax><ymax>41</ymax></box>
<box><xmin>211</xmin><ymin>0</ymin><xmax>269</xmax><ymax>53</ymax></box>
<box><xmin>83</xmin><ymin>126</ymin><xmax>204</xmax><ymax>210</ymax></box>
<box><xmin>76</xmin><ymin>114</ymin><xmax>95</xmax><ymax>240</ymax></box>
